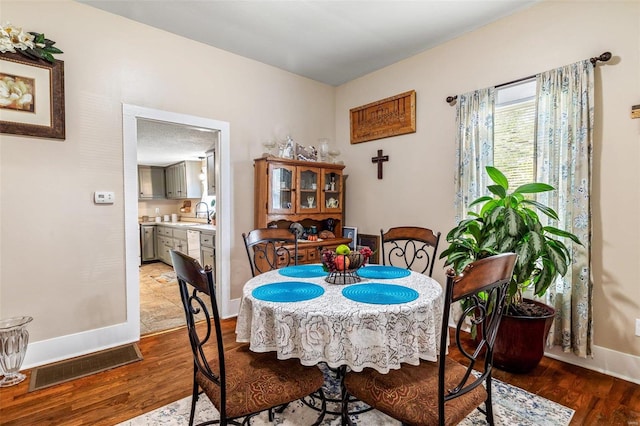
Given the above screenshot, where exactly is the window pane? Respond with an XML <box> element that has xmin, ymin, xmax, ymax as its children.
<box><xmin>494</xmin><ymin>80</ymin><xmax>536</xmax><ymax>189</ymax></box>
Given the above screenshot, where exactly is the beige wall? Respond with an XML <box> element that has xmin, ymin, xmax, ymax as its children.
<box><xmin>0</xmin><ymin>1</ymin><xmax>335</xmax><ymax>343</ymax></box>
<box><xmin>335</xmin><ymin>0</ymin><xmax>640</xmax><ymax>368</ymax></box>
<box><xmin>1</xmin><ymin>0</ymin><xmax>638</xmax><ymax>379</ymax></box>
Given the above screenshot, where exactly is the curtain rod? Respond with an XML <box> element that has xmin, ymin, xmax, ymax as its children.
<box><xmin>445</xmin><ymin>51</ymin><xmax>612</xmax><ymax>104</ymax></box>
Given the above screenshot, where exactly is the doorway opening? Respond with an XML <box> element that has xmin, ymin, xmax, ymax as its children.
<box><xmin>123</xmin><ymin>104</ymin><xmax>232</xmax><ymax>340</ymax></box>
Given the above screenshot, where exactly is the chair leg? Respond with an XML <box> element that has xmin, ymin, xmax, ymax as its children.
<box><xmin>485</xmin><ymin>375</ymin><xmax>495</xmax><ymax>426</ymax></box>
<box><xmin>189</xmin><ymin>379</ymin><xmax>199</xmax><ymax>426</ymax></box>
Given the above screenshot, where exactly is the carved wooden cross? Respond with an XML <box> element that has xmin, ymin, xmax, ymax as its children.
<box><xmin>371</xmin><ymin>149</ymin><xmax>389</xmax><ymax>179</ymax></box>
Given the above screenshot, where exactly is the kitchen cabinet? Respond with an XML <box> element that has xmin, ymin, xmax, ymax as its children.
<box><xmin>172</xmin><ymin>228</ymin><xmax>188</xmax><ymax>255</ymax></box>
<box><xmin>156</xmin><ymin>226</ymin><xmax>172</xmax><ymax>265</ymax></box>
<box><xmin>165</xmin><ymin>160</ymin><xmax>203</xmax><ymax>199</ymax></box>
<box><xmin>138</xmin><ymin>166</ymin><xmax>166</xmax><ymax>200</ymax></box>
<box><xmin>200</xmin><ymin>231</ymin><xmax>215</xmax><ymax>269</ymax></box>
<box><xmin>155</xmin><ymin>225</ymin><xmax>188</xmax><ymax>266</ymax></box>
<box><xmin>140</xmin><ymin>225</ymin><xmax>156</xmax><ymax>262</ymax></box>
<box><xmin>253</xmin><ymin>157</ymin><xmax>349</xmax><ymax>264</ymax></box>
<box><xmin>206</xmin><ymin>149</ymin><xmax>216</xmax><ymax>195</ymax></box>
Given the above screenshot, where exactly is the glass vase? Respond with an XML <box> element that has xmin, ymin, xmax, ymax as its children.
<box><xmin>0</xmin><ymin>316</ymin><xmax>33</xmax><ymax>387</ymax></box>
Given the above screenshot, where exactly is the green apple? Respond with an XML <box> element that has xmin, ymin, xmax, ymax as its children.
<box><xmin>336</xmin><ymin>244</ymin><xmax>351</xmax><ymax>255</ymax></box>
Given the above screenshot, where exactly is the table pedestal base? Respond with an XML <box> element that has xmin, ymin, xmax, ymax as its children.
<box><xmin>302</xmin><ymin>364</ymin><xmax>373</xmax><ymax>426</ymax></box>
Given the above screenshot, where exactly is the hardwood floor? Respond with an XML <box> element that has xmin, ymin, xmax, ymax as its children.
<box><xmin>1</xmin><ymin>319</ymin><xmax>638</xmax><ymax>425</ymax></box>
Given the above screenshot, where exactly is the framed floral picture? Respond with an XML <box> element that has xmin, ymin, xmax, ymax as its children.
<box><xmin>0</xmin><ymin>52</ymin><xmax>65</xmax><ymax>139</ymax></box>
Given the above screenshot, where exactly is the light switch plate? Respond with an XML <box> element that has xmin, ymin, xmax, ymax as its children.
<box><xmin>94</xmin><ymin>191</ymin><xmax>115</xmax><ymax>204</ymax></box>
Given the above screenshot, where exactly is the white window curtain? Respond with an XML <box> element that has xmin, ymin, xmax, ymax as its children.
<box><xmin>535</xmin><ymin>60</ymin><xmax>594</xmax><ymax>357</ymax></box>
<box><xmin>453</xmin><ymin>60</ymin><xmax>594</xmax><ymax>357</ymax></box>
<box><xmin>454</xmin><ymin>88</ymin><xmax>495</xmax><ymax>222</ymax></box>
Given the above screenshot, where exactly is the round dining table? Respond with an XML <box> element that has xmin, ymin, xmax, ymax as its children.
<box><xmin>235</xmin><ymin>264</ymin><xmax>444</xmax><ymax>374</ymax></box>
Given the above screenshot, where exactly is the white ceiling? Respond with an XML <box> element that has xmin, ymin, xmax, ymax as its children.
<box><xmin>80</xmin><ymin>0</ymin><xmax>539</xmax><ymax>86</ymax></box>
<box><xmin>82</xmin><ymin>0</ymin><xmax>540</xmax><ymax>165</ymax></box>
<box><xmin>136</xmin><ymin>119</ymin><xmax>218</xmax><ymax>167</ymax></box>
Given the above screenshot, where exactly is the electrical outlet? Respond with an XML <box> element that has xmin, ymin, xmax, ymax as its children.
<box><xmin>636</xmin><ymin>319</ymin><xmax>640</xmax><ymax>337</ymax></box>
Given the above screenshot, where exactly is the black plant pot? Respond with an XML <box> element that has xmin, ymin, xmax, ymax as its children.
<box><xmin>493</xmin><ymin>299</ymin><xmax>556</xmax><ymax>374</ymax></box>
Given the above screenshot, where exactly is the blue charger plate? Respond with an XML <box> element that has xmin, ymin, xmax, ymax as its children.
<box><xmin>342</xmin><ymin>283</ymin><xmax>418</xmax><ymax>304</ymax></box>
<box><xmin>252</xmin><ymin>281</ymin><xmax>325</xmax><ymax>302</ymax></box>
<box><xmin>357</xmin><ymin>265</ymin><xmax>411</xmax><ymax>279</ymax></box>
<box><xmin>279</xmin><ymin>264</ymin><xmax>328</xmax><ymax>278</ymax></box>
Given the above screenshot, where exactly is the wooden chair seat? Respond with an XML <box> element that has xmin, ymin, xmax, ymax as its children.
<box><xmin>197</xmin><ymin>344</ymin><xmax>325</xmax><ymax>419</ymax></box>
<box><xmin>344</xmin><ymin>358</ymin><xmax>487</xmax><ymax>426</ymax></box>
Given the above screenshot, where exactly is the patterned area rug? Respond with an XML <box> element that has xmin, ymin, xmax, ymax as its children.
<box><xmin>118</xmin><ymin>366</ymin><xmax>574</xmax><ymax>425</ymax></box>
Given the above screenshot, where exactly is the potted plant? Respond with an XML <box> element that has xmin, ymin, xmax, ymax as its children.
<box><xmin>439</xmin><ymin>166</ymin><xmax>581</xmax><ymax>373</ymax></box>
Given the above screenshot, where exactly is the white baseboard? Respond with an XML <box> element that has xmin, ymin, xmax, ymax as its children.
<box><xmin>23</xmin><ymin>298</ymin><xmax>242</xmax><ymax>370</ymax></box>
<box><xmin>22</xmin><ymin>321</ymin><xmax>138</xmax><ymax>370</ymax></box>
<box><xmin>449</xmin><ymin>318</ymin><xmax>640</xmax><ymax>385</ymax></box>
<box><xmin>222</xmin><ymin>297</ymin><xmax>241</xmax><ymax>319</ymax></box>
<box><xmin>545</xmin><ymin>344</ymin><xmax>640</xmax><ymax>385</ymax></box>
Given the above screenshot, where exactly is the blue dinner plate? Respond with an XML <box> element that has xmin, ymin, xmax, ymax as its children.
<box><xmin>279</xmin><ymin>264</ymin><xmax>328</xmax><ymax>278</ymax></box>
<box><xmin>252</xmin><ymin>281</ymin><xmax>324</xmax><ymax>302</ymax></box>
<box><xmin>342</xmin><ymin>283</ymin><xmax>418</xmax><ymax>304</ymax></box>
<box><xmin>357</xmin><ymin>265</ymin><xmax>411</xmax><ymax>279</ymax></box>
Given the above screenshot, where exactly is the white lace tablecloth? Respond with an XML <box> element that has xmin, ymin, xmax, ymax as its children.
<box><xmin>235</xmin><ymin>267</ymin><xmax>444</xmax><ymax>374</ymax></box>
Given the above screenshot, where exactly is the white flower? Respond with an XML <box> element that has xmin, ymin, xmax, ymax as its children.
<box><xmin>0</xmin><ymin>22</ymin><xmax>34</xmax><ymax>52</ymax></box>
<box><xmin>0</xmin><ymin>76</ymin><xmax>33</xmax><ymax>109</ymax></box>
<box><xmin>0</xmin><ymin>37</ymin><xmax>15</xmax><ymax>53</ymax></box>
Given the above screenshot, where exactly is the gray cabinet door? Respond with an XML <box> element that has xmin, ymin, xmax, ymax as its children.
<box><xmin>165</xmin><ymin>165</ymin><xmax>177</xmax><ymax>198</ymax></box>
<box><xmin>141</xmin><ymin>225</ymin><xmax>156</xmax><ymax>261</ymax></box>
<box><xmin>138</xmin><ymin>166</ymin><xmax>166</xmax><ymax>199</ymax></box>
<box><xmin>164</xmin><ymin>161</ymin><xmax>202</xmax><ymax>199</ymax></box>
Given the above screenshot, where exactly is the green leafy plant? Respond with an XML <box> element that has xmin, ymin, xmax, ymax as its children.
<box><xmin>439</xmin><ymin>166</ymin><xmax>581</xmax><ymax>314</ymax></box>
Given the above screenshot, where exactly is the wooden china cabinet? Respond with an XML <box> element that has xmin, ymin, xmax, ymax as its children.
<box><xmin>253</xmin><ymin>156</ymin><xmax>350</xmax><ymax>264</ymax></box>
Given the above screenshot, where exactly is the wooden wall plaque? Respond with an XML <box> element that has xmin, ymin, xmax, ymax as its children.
<box><xmin>350</xmin><ymin>90</ymin><xmax>416</xmax><ymax>144</ymax></box>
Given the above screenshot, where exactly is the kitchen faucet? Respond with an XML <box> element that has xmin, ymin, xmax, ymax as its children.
<box><xmin>194</xmin><ymin>202</ymin><xmax>211</xmax><ymax>224</ymax></box>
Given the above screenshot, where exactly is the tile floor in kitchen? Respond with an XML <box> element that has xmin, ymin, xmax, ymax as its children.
<box><xmin>139</xmin><ymin>261</ymin><xmax>187</xmax><ymax>335</ymax></box>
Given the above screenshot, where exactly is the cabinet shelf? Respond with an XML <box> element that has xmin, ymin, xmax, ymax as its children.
<box><xmin>254</xmin><ymin>157</ymin><xmax>347</xmax><ymax>265</ymax></box>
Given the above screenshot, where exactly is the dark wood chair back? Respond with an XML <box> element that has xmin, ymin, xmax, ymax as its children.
<box><xmin>171</xmin><ymin>249</ymin><xmax>326</xmax><ymax>426</ymax></box>
<box><xmin>169</xmin><ymin>250</ymin><xmax>227</xmax><ymax>423</ymax></box>
<box><xmin>438</xmin><ymin>253</ymin><xmax>517</xmax><ymax>423</ymax></box>
<box><xmin>380</xmin><ymin>226</ymin><xmax>441</xmax><ymax>276</ymax></box>
<box><xmin>242</xmin><ymin>228</ymin><xmax>298</xmax><ymax>276</ymax></box>
<box><xmin>343</xmin><ymin>252</ymin><xmax>517</xmax><ymax>426</ymax></box>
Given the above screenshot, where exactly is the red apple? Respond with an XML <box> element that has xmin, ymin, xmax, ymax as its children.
<box><xmin>334</xmin><ymin>255</ymin><xmax>351</xmax><ymax>271</ymax></box>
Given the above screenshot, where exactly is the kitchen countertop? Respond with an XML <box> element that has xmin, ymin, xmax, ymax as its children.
<box><xmin>139</xmin><ymin>221</ymin><xmax>216</xmax><ymax>232</ymax></box>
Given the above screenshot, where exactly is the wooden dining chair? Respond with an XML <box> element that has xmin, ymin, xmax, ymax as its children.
<box><xmin>242</xmin><ymin>228</ymin><xmax>298</xmax><ymax>276</ymax></box>
<box><xmin>380</xmin><ymin>226</ymin><xmax>441</xmax><ymax>276</ymax></box>
<box><xmin>170</xmin><ymin>250</ymin><xmax>326</xmax><ymax>426</ymax></box>
<box><xmin>342</xmin><ymin>253</ymin><xmax>517</xmax><ymax>426</ymax></box>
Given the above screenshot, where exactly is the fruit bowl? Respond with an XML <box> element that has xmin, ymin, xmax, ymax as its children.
<box><xmin>321</xmin><ymin>250</ymin><xmax>369</xmax><ymax>285</ymax></box>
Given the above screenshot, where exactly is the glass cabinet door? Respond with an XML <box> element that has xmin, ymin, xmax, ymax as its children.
<box><xmin>321</xmin><ymin>169</ymin><xmax>342</xmax><ymax>212</ymax></box>
<box><xmin>268</xmin><ymin>164</ymin><xmax>296</xmax><ymax>214</ymax></box>
<box><xmin>297</xmin><ymin>166</ymin><xmax>320</xmax><ymax>213</ymax></box>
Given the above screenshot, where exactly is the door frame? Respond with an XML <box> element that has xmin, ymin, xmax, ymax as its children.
<box><xmin>123</xmin><ymin>104</ymin><xmax>232</xmax><ymax>332</ymax></box>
